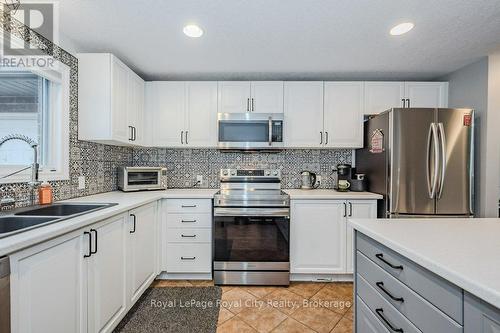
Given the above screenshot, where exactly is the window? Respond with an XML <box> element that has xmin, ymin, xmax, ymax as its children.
<box><xmin>0</xmin><ymin>66</ymin><xmax>70</xmax><ymax>183</ymax></box>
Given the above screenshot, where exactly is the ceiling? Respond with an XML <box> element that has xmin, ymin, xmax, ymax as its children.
<box><xmin>58</xmin><ymin>0</ymin><xmax>500</xmax><ymax>81</ymax></box>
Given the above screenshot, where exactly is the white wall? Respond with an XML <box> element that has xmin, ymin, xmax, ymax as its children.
<box><xmin>485</xmin><ymin>52</ymin><xmax>500</xmax><ymax>217</ymax></box>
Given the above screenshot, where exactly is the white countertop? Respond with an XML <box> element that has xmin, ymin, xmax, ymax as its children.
<box><xmin>349</xmin><ymin>218</ymin><xmax>500</xmax><ymax>309</ymax></box>
<box><xmin>0</xmin><ymin>189</ymin><xmax>218</xmax><ymax>257</ymax></box>
<box><xmin>284</xmin><ymin>189</ymin><xmax>382</xmax><ymax>200</ymax></box>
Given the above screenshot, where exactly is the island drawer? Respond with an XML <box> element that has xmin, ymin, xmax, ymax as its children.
<box><xmin>166</xmin><ymin>213</ymin><xmax>212</xmax><ymax>228</ymax></box>
<box><xmin>357</xmin><ymin>274</ymin><xmax>422</xmax><ymax>333</ymax></box>
<box><xmin>356</xmin><ymin>232</ymin><xmax>463</xmax><ymax>324</ymax></box>
<box><xmin>357</xmin><ymin>251</ymin><xmax>463</xmax><ymax>333</ymax></box>
<box><xmin>165</xmin><ymin>199</ymin><xmax>212</xmax><ymax>213</ymax></box>
<box><xmin>166</xmin><ymin>228</ymin><xmax>211</xmax><ymax>243</ymax></box>
<box><xmin>356</xmin><ymin>296</ymin><xmax>391</xmax><ymax>333</ymax></box>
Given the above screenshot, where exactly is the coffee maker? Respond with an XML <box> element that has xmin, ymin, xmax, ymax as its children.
<box><xmin>335</xmin><ymin>164</ymin><xmax>353</xmax><ymax>191</ymax></box>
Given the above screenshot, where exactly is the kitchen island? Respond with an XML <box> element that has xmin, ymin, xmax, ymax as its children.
<box><xmin>349</xmin><ymin>218</ymin><xmax>500</xmax><ymax>332</ymax></box>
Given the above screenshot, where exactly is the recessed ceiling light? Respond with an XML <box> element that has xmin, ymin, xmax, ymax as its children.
<box><xmin>183</xmin><ymin>24</ymin><xmax>204</xmax><ymax>38</ymax></box>
<box><xmin>390</xmin><ymin>22</ymin><xmax>414</xmax><ymax>36</ymax></box>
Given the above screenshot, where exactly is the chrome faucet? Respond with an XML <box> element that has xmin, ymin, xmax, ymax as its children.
<box><xmin>0</xmin><ymin>134</ymin><xmax>41</xmax><ymax>206</ymax></box>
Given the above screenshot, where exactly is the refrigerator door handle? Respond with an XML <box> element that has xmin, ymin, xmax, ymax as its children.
<box><xmin>426</xmin><ymin>123</ymin><xmax>439</xmax><ymax>199</ymax></box>
<box><xmin>437</xmin><ymin>123</ymin><xmax>447</xmax><ymax>199</ymax></box>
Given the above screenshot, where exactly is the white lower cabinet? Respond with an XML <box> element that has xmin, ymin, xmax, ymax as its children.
<box><xmin>290</xmin><ymin>199</ymin><xmax>377</xmax><ymax>277</ymax></box>
<box><xmin>10</xmin><ymin>202</ymin><xmax>159</xmax><ymax>333</ymax></box>
<box><xmin>10</xmin><ymin>230</ymin><xmax>87</xmax><ymax>333</ymax></box>
<box><xmin>127</xmin><ymin>202</ymin><xmax>158</xmax><ymax>304</ymax></box>
<box><xmin>87</xmin><ymin>215</ymin><xmax>128</xmax><ymax>333</ymax></box>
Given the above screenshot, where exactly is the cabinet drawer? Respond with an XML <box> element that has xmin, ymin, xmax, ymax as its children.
<box><xmin>356</xmin><ymin>296</ymin><xmax>390</xmax><ymax>333</ymax></box>
<box><xmin>166</xmin><ymin>243</ymin><xmax>211</xmax><ymax>273</ymax></box>
<box><xmin>165</xmin><ymin>199</ymin><xmax>212</xmax><ymax>213</ymax></box>
<box><xmin>357</xmin><ymin>251</ymin><xmax>463</xmax><ymax>333</ymax></box>
<box><xmin>357</xmin><ymin>274</ymin><xmax>422</xmax><ymax>333</ymax></box>
<box><xmin>356</xmin><ymin>232</ymin><xmax>463</xmax><ymax>324</ymax></box>
<box><xmin>166</xmin><ymin>213</ymin><xmax>212</xmax><ymax>228</ymax></box>
<box><xmin>166</xmin><ymin>228</ymin><xmax>211</xmax><ymax>243</ymax></box>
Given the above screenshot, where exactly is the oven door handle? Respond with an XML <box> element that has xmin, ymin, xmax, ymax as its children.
<box><xmin>214</xmin><ymin>207</ymin><xmax>290</xmax><ymax>218</ymax></box>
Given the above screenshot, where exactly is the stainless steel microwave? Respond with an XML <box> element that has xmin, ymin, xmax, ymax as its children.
<box><xmin>118</xmin><ymin>167</ymin><xmax>167</xmax><ymax>192</ymax></box>
<box><xmin>217</xmin><ymin>113</ymin><xmax>284</xmax><ymax>150</ymax></box>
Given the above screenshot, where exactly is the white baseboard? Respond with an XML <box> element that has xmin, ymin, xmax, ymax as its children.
<box><xmin>157</xmin><ymin>272</ymin><xmax>213</xmax><ymax>280</ymax></box>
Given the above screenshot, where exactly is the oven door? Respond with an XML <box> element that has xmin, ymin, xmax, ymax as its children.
<box><xmin>217</xmin><ymin>113</ymin><xmax>283</xmax><ymax>149</ymax></box>
<box><xmin>213</xmin><ymin>207</ymin><xmax>290</xmax><ymax>269</ymax></box>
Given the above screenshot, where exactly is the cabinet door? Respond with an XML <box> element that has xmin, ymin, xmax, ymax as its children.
<box><xmin>185</xmin><ymin>81</ymin><xmax>218</xmax><ymax>147</ymax></box>
<box><xmin>250</xmin><ymin>81</ymin><xmax>284</xmax><ymax>113</ymax></box>
<box><xmin>346</xmin><ymin>200</ymin><xmax>377</xmax><ymax>273</ymax></box>
<box><xmin>128</xmin><ymin>202</ymin><xmax>157</xmax><ymax>304</ymax></box>
<box><xmin>404</xmin><ymin>82</ymin><xmax>449</xmax><ymax>108</ymax></box>
<box><xmin>284</xmin><ymin>82</ymin><xmax>324</xmax><ymax>148</ymax></box>
<box><xmin>149</xmin><ymin>82</ymin><xmax>186</xmax><ymax>147</ymax></box>
<box><xmin>10</xmin><ymin>231</ymin><xmax>87</xmax><ymax>333</ymax></box>
<box><xmin>111</xmin><ymin>57</ymin><xmax>130</xmax><ymax>143</ymax></box>
<box><xmin>464</xmin><ymin>292</ymin><xmax>500</xmax><ymax>333</ymax></box>
<box><xmin>127</xmin><ymin>72</ymin><xmax>145</xmax><ymax>145</ymax></box>
<box><xmin>88</xmin><ymin>215</ymin><xmax>128</xmax><ymax>333</ymax></box>
<box><xmin>218</xmin><ymin>81</ymin><xmax>251</xmax><ymax>113</ymax></box>
<box><xmin>290</xmin><ymin>200</ymin><xmax>346</xmax><ymax>274</ymax></box>
<box><xmin>364</xmin><ymin>81</ymin><xmax>405</xmax><ymax>114</ymax></box>
<box><xmin>324</xmin><ymin>82</ymin><xmax>364</xmax><ymax>148</ymax></box>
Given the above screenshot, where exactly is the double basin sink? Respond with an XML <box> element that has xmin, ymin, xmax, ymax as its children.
<box><xmin>0</xmin><ymin>203</ymin><xmax>116</xmax><ymax>238</ymax></box>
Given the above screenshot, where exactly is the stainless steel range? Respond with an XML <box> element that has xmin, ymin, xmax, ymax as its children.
<box><xmin>213</xmin><ymin>169</ymin><xmax>290</xmax><ymax>286</ymax></box>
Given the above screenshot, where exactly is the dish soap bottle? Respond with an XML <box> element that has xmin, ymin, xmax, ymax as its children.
<box><xmin>38</xmin><ymin>181</ymin><xmax>53</xmax><ymax>205</ymax></box>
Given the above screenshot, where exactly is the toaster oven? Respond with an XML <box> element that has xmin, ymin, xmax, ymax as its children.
<box><xmin>118</xmin><ymin>167</ymin><xmax>167</xmax><ymax>192</ymax></box>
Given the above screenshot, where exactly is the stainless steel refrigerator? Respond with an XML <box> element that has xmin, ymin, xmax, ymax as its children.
<box><xmin>356</xmin><ymin>108</ymin><xmax>474</xmax><ymax>218</ymax></box>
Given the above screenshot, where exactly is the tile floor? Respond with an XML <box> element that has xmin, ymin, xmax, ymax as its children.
<box><xmin>152</xmin><ymin>280</ymin><xmax>354</xmax><ymax>333</ymax></box>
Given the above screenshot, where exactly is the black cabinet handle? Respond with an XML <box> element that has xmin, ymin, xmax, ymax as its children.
<box><xmin>181</xmin><ymin>131</ymin><xmax>184</xmax><ymax>144</ymax></box>
<box><xmin>130</xmin><ymin>214</ymin><xmax>136</xmax><ymax>233</ymax></box>
<box><xmin>181</xmin><ymin>220</ymin><xmax>197</xmax><ymax>223</ymax></box>
<box><xmin>320</xmin><ymin>132</ymin><xmax>323</xmax><ymax>144</ymax></box>
<box><xmin>132</xmin><ymin>127</ymin><xmax>137</xmax><ymax>141</ymax></box>
<box><xmin>90</xmin><ymin>229</ymin><xmax>97</xmax><ymax>255</ymax></box>
<box><xmin>375</xmin><ymin>253</ymin><xmax>403</xmax><ymax>270</ymax></box>
<box><xmin>325</xmin><ymin>131</ymin><xmax>329</xmax><ymax>145</ymax></box>
<box><xmin>181</xmin><ymin>205</ymin><xmax>197</xmax><ymax>208</ymax></box>
<box><xmin>348</xmin><ymin>202</ymin><xmax>353</xmax><ymax>217</ymax></box>
<box><xmin>343</xmin><ymin>202</ymin><xmax>347</xmax><ymax>217</ymax></box>
<box><xmin>181</xmin><ymin>234</ymin><xmax>197</xmax><ymax>238</ymax></box>
<box><xmin>128</xmin><ymin>126</ymin><xmax>134</xmax><ymax>141</ymax></box>
<box><xmin>247</xmin><ymin>98</ymin><xmax>250</xmax><ymax>112</ymax></box>
<box><xmin>181</xmin><ymin>256</ymin><xmax>196</xmax><ymax>260</ymax></box>
<box><xmin>376</xmin><ymin>282</ymin><xmax>404</xmax><ymax>302</ymax></box>
<box><xmin>185</xmin><ymin>131</ymin><xmax>188</xmax><ymax>145</ymax></box>
<box><xmin>251</xmin><ymin>98</ymin><xmax>255</xmax><ymax>111</ymax></box>
<box><xmin>406</xmin><ymin>98</ymin><xmax>410</xmax><ymax>108</ymax></box>
<box><xmin>401</xmin><ymin>99</ymin><xmax>406</xmax><ymax>108</ymax></box>
<box><xmin>84</xmin><ymin>231</ymin><xmax>92</xmax><ymax>258</ymax></box>
<box><xmin>375</xmin><ymin>308</ymin><xmax>404</xmax><ymax>332</ymax></box>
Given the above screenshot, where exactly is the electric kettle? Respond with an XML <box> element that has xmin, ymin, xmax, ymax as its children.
<box><xmin>301</xmin><ymin>171</ymin><xmax>319</xmax><ymax>190</ymax></box>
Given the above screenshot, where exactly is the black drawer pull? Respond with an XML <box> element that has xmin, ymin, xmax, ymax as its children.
<box><xmin>181</xmin><ymin>205</ymin><xmax>197</xmax><ymax>208</ymax></box>
<box><xmin>375</xmin><ymin>253</ymin><xmax>403</xmax><ymax>270</ymax></box>
<box><xmin>181</xmin><ymin>220</ymin><xmax>197</xmax><ymax>223</ymax></box>
<box><xmin>181</xmin><ymin>234</ymin><xmax>196</xmax><ymax>238</ymax></box>
<box><xmin>181</xmin><ymin>256</ymin><xmax>196</xmax><ymax>260</ymax></box>
<box><xmin>84</xmin><ymin>231</ymin><xmax>92</xmax><ymax>258</ymax></box>
<box><xmin>376</xmin><ymin>282</ymin><xmax>404</xmax><ymax>302</ymax></box>
<box><xmin>375</xmin><ymin>308</ymin><xmax>404</xmax><ymax>333</ymax></box>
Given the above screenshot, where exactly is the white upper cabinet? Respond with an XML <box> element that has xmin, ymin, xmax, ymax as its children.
<box><xmin>364</xmin><ymin>81</ymin><xmax>405</xmax><ymax>115</ymax></box>
<box><xmin>218</xmin><ymin>81</ymin><xmax>251</xmax><ymax>113</ymax></box>
<box><xmin>146</xmin><ymin>81</ymin><xmax>218</xmax><ymax>148</ymax></box>
<box><xmin>284</xmin><ymin>82</ymin><xmax>324</xmax><ymax>148</ymax></box>
<box><xmin>185</xmin><ymin>82</ymin><xmax>218</xmax><ymax>147</ymax></box>
<box><xmin>218</xmin><ymin>81</ymin><xmax>284</xmax><ymax>113</ymax></box>
<box><xmin>324</xmin><ymin>82</ymin><xmax>364</xmax><ymax>148</ymax></box>
<box><xmin>250</xmin><ymin>81</ymin><xmax>284</xmax><ymax>113</ymax></box>
<box><xmin>78</xmin><ymin>53</ymin><xmax>145</xmax><ymax>146</ymax></box>
<box><xmin>404</xmin><ymin>82</ymin><xmax>449</xmax><ymax>108</ymax></box>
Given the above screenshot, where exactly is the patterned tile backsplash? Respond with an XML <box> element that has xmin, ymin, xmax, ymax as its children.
<box><xmin>132</xmin><ymin>148</ymin><xmax>352</xmax><ymax>189</ymax></box>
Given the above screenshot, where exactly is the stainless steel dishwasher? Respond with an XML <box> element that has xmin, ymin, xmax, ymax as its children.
<box><xmin>0</xmin><ymin>256</ymin><xmax>10</xmax><ymax>333</ymax></box>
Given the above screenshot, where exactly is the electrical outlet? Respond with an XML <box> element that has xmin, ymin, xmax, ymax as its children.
<box><xmin>78</xmin><ymin>176</ymin><xmax>85</xmax><ymax>190</ymax></box>
<box><xmin>196</xmin><ymin>175</ymin><xmax>203</xmax><ymax>183</ymax></box>
<box><xmin>316</xmin><ymin>175</ymin><xmax>322</xmax><ymax>185</ymax></box>
<box><xmin>196</xmin><ymin>175</ymin><xmax>208</xmax><ymax>188</ymax></box>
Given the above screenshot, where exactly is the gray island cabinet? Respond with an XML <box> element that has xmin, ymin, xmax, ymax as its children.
<box><xmin>353</xmin><ymin>230</ymin><xmax>500</xmax><ymax>333</ymax></box>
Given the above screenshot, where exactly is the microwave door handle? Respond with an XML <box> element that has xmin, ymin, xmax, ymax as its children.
<box><xmin>268</xmin><ymin>117</ymin><xmax>272</xmax><ymax>146</ymax></box>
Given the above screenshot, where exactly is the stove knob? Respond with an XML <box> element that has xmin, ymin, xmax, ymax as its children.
<box><xmin>265</xmin><ymin>170</ymin><xmax>271</xmax><ymax>176</ymax></box>
<box><xmin>222</xmin><ymin>170</ymin><xmax>228</xmax><ymax>176</ymax></box>
<box><xmin>273</xmin><ymin>170</ymin><xmax>279</xmax><ymax>176</ymax></box>
<box><xmin>230</xmin><ymin>170</ymin><xmax>236</xmax><ymax>176</ymax></box>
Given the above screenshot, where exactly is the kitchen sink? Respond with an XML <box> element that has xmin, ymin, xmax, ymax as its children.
<box><xmin>0</xmin><ymin>216</ymin><xmax>57</xmax><ymax>234</ymax></box>
<box><xmin>0</xmin><ymin>202</ymin><xmax>117</xmax><ymax>238</ymax></box>
<box><xmin>15</xmin><ymin>204</ymin><xmax>110</xmax><ymax>216</ymax></box>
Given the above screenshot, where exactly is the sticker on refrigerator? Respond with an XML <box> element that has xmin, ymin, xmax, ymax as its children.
<box><xmin>369</xmin><ymin>129</ymin><xmax>384</xmax><ymax>154</ymax></box>
<box><xmin>463</xmin><ymin>114</ymin><xmax>472</xmax><ymax>126</ymax></box>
